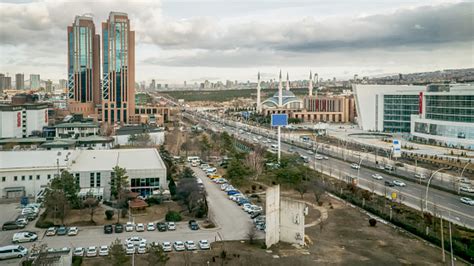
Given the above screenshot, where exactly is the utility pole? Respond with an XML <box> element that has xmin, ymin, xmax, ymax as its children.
<box><xmin>440</xmin><ymin>217</ymin><xmax>445</xmax><ymax>263</ymax></box>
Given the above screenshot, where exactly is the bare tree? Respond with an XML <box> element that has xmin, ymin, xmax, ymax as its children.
<box><xmin>245</xmin><ymin>146</ymin><xmax>265</xmax><ymax>180</ymax></box>
<box><xmin>311</xmin><ymin>179</ymin><xmax>325</xmax><ymax>204</ymax></box>
<box><xmin>295</xmin><ymin>181</ymin><xmax>309</xmax><ymax>199</ymax></box>
<box><xmin>83</xmin><ymin>196</ymin><xmax>99</xmax><ymax>223</ymax></box>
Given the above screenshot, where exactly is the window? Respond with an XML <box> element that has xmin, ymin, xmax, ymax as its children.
<box><xmin>21</xmin><ymin>176</ymin><xmax>25</xmax><ymax>181</ymax></box>
<box><xmin>47</xmin><ymin>174</ymin><xmax>51</xmax><ymax>180</ymax></box>
<box><xmin>90</xmin><ymin>173</ymin><xmax>95</xmax><ymax>187</ymax></box>
<box><xmin>75</xmin><ymin>173</ymin><xmax>80</xmax><ymax>187</ymax></box>
<box><xmin>36</xmin><ymin>175</ymin><xmax>40</xmax><ymax>180</ymax></box>
<box><xmin>1</xmin><ymin>177</ymin><xmax>5</xmax><ymax>182</ymax></box>
<box><xmin>96</xmin><ymin>172</ymin><xmax>101</xmax><ymax>187</ymax></box>
<box><xmin>110</xmin><ymin>172</ymin><xmax>115</xmax><ymax>188</ymax></box>
<box><xmin>29</xmin><ymin>175</ymin><xmax>33</xmax><ymax>180</ymax></box>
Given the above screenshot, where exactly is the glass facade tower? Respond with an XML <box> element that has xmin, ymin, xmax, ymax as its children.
<box><xmin>383</xmin><ymin>94</ymin><xmax>419</xmax><ymax>132</ymax></box>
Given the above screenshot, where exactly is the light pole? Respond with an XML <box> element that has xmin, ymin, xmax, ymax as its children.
<box><xmin>458</xmin><ymin>162</ymin><xmax>470</xmax><ymax>194</ymax></box>
<box><xmin>424</xmin><ymin>167</ymin><xmax>448</xmax><ymax>212</ymax></box>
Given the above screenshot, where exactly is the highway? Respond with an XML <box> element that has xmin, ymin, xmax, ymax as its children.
<box><xmin>187</xmin><ymin>111</ymin><xmax>474</xmax><ymax>229</ymax></box>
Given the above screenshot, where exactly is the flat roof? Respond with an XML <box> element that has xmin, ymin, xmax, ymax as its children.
<box><xmin>0</xmin><ymin>150</ymin><xmax>72</xmax><ymax>170</ymax></box>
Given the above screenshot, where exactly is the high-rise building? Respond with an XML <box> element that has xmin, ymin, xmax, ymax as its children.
<box><xmin>59</xmin><ymin>79</ymin><xmax>67</xmax><ymax>91</ymax></box>
<box><xmin>67</xmin><ymin>15</ymin><xmax>101</xmax><ymax>116</ymax></box>
<box><xmin>0</xmin><ymin>73</ymin><xmax>5</xmax><ymax>92</ymax></box>
<box><xmin>150</xmin><ymin>79</ymin><xmax>156</xmax><ymax>90</ymax></box>
<box><xmin>45</xmin><ymin>79</ymin><xmax>53</xmax><ymax>93</ymax></box>
<box><xmin>30</xmin><ymin>74</ymin><xmax>40</xmax><ymax>90</ymax></box>
<box><xmin>4</xmin><ymin>76</ymin><xmax>12</xmax><ymax>90</ymax></box>
<box><xmin>15</xmin><ymin>73</ymin><xmax>24</xmax><ymax>90</ymax></box>
<box><xmin>102</xmin><ymin>12</ymin><xmax>135</xmax><ymax>124</ymax></box>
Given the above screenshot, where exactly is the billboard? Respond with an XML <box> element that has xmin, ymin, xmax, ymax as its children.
<box><xmin>271</xmin><ymin>114</ymin><xmax>288</xmax><ymax>127</ymax></box>
<box><xmin>392</xmin><ymin>139</ymin><xmax>401</xmax><ymax>158</ymax></box>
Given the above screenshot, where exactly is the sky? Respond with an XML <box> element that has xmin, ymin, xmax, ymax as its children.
<box><xmin>0</xmin><ymin>0</ymin><xmax>473</xmax><ymax>84</ymax></box>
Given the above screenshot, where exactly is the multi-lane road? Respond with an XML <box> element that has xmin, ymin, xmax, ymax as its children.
<box><xmin>188</xmin><ymin>111</ymin><xmax>474</xmax><ymax>229</ymax></box>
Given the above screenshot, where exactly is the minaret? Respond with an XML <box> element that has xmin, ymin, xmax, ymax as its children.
<box><xmin>286</xmin><ymin>72</ymin><xmax>290</xmax><ymax>91</ymax></box>
<box><xmin>278</xmin><ymin>70</ymin><xmax>283</xmax><ymax>107</ymax></box>
<box><xmin>308</xmin><ymin>71</ymin><xmax>313</xmax><ymax>96</ymax></box>
<box><xmin>256</xmin><ymin>72</ymin><xmax>261</xmax><ymax>113</ymax></box>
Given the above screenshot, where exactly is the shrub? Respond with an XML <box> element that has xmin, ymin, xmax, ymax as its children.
<box><xmin>72</xmin><ymin>256</ymin><xmax>83</xmax><ymax>266</ymax></box>
<box><xmin>165</xmin><ymin>210</ymin><xmax>182</xmax><ymax>222</ymax></box>
<box><xmin>35</xmin><ymin>213</ymin><xmax>55</xmax><ymax>228</ymax></box>
<box><xmin>369</xmin><ymin>218</ymin><xmax>377</xmax><ymax>227</ymax></box>
<box><xmin>146</xmin><ymin>197</ymin><xmax>162</xmax><ymax>205</ymax></box>
<box><xmin>105</xmin><ymin>210</ymin><xmax>114</xmax><ymax>220</ymax></box>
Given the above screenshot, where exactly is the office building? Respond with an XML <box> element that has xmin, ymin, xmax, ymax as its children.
<box><xmin>15</xmin><ymin>73</ymin><xmax>24</xmax><ymax>90</ymax></box>
<box><xmin>0</xmin><ymin>73</ymin><xmax>4</xmax><ymax>93</ymax></box>
<box><xmin>102</xmin><ymin>12</ymin><xmax>135</xmax><ymax>124</ymax></box>
<box><xmin>59</xmin><ymin>79</ymin><xmax>67</xmax><ymax>91</ymax></box>
<box><xmin>4</xmin><ymin>76</ymin><xmax>12</xmax><ymax>90</ymax></box>
<box><xmin>0</xmin><ymin>149</ymin><xmax>168</xmax><ymax>200</ymax></box>
<box><xmin>67</xmin><ymin>15</ymin><xmax>101</xmax><ymax>116</ymax></box>
<box><xmin>30</xmin><ymin>74</ymin><xmax>41</xmax><ymax>90</ymax></box>
<box><xmin>45</xmin><ymin>79</ymin><xmax>53</xmax><ymax>93</ymax></box>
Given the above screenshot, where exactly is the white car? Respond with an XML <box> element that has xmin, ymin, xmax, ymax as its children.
<box><xmin>135</xmin><ymin>223</ymin><xmax>145</xmax><ymax>232</ymax></box>
<box><xmin>242</xmin><ymin>203</ymin><xmax>252</xmax><ymax>212</ymax></box>
<box><xmin>125</xmin><ymin>244</ymin><xmax>135</xmax><ymax>255</ymax></box>
<box><xmin>351</xmin><ymin>163</ymin><xmax>360</xmax><ymax>169</ymax></box>
<box><xmin>307</xmin><ymin>150</ymin><xmax>314</xmax><ymax>155</ymax></box>
<box><xmin>126</xmin><ymin>236</ymin><xmax>147</xmax><ymax>246</ymax></box>
<box><xmin>147</xmin><ymin>222</ymin><xmax>156</xmax><ymax>231</ymax></box>
<box><xmin>371</xmin><ymin>174</ymin><xmax>383</xmax><ymax>180</ymax></box>
<box><xmin>184</xmin><ymin>240</ymin><xmax>197</xmax><ymax>251</ymax></box>
<box><xmin>86</xmin><ymin>246</ymin><xmax>97</xmax><ymax>257</ymax></box>
<box><xmin>248</xmin><ymin>205</ymin><xmax>263</xmax><ymax>214</ymax></box>
<box><xmin>414</xmin><ymin>173</ymin><xmax>426</xmax><ymax>179</ymax></box>
<box><xmin>73</xmin><ymin>247</ymin><xmax>84</xmax><ymax>256</ymax></box>
<box><xmin>173</xmin><ymin>241</ymin><xmax>185</xmax><ymax>251</ymax></box>
<box><xmin>460</xmin><ymin>186</ymin><xmax>474</xmax><ymax>193</ymax></box>
<box><xmin>392</xmin><ymin>180</ymin><xmax>406</xmax><ymax>187</ymax></box>
<box><xmin>167</xmin><ymin>222</ymin><xmax>176</xmax><ymax>231</ymax></box>
<box><xmin>12</xmin><ymin>232</ymin><xmax>38</xmax><ymax>243</ymax></box>
<box><xmin>460</xmin><ymin>197</ymin><xmax>474</xmax><ymax>206</ymax></box>
<box><xmin>99</xmin><ymin>245</ymin><xmax>109</xmax><ymax>256</ymax></box>
<box><xmin>221</xmin><ymin>183</ymin><xmax>230</xmax><ymax>190</ymax></box>
<box><xmin>68</xmin><ymin>227</ymin><xmax>78</xmax><ymax>236</ymax></box>
<box><xmin>161</xmin><ymin>241</ymin><xmax>172</xmax><ymax>252</ymax></box>
<box><xmin>125</xmin><ymin>222</ymin><xmax>134</xmax><ymax>232</ymax></box>
<box><xmin>224</xmin><ymin>186</ymin><xmax>235</xmax><ymax>192</ymax></box>
<box><xmin>198</xmin><ymin>240</ymin><xmax>210</xmax><ymax>250</ymax></box>
<box><xmin>137</xmin><ymin>243</ymin><xmax>147</xmax><ymax>254</ymax></box>
<box><xmin>200</xmin><ymin>164</ymin><xmax>210</xmax><ymax>170</ymax></box>
<box><xmin>46</xmin><ymin>227</ymin><xmax>57</xmax><ymax>236</ymax></box>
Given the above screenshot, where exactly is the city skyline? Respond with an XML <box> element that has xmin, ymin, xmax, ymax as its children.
<box><xmin>0</xmin><ymin>0</ymin><xmax>473</xmax><ymax>83</ymax></box>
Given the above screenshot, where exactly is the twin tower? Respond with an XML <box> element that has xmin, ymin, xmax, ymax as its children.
<box><xmin>67</xmin><ymin>12</ymin><xmax>135</xmax><ymax>124</ymax></box>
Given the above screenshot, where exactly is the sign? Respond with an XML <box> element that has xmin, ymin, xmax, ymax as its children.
<box><xmin>271</xmin><ymin>114</ymin><xmax>288</xmax><ymax>127</ymax></box>
<box><xmin>392</xmin><ymin>139</ymin><xmax>401</xmax><ymax>158</ymax></box>
<box><xmin>418</xmin><ymin>92</ymin><xmax>423</xmax><ymax>115</ymax></box>
<box><xmin>391</xmin><ymin>192</ymin><xmax>397</xmax><ymax>201</ymax></box>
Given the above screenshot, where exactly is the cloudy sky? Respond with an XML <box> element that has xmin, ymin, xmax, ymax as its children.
<box><xmin>0</xmin><ymin>0</ymin><xmax>473</xmax><ymax>84</ymax></box>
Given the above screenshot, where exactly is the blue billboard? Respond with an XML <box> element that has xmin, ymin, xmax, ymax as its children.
<box><xmin>271</xmin><ymin>114</ymin><xmax>288</xmax><ymax>127</ymax></box>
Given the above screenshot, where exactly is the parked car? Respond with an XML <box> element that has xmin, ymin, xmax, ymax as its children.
<box><xmin>227</xmin><ymin>190</ymin><xmax>240</xmax><ymax>196</ymax></box>
<box><xmin>104</xmin><ymin>225</ymin><xmax>113</xmax><ymax>234</ymax></box>
<box><xmin>2</xmin><ymin>221</ymin><xmax>20</xmax><ymax>231</ymax></box>
<box><xmin>198</xmin><ymin>240</ymin><xmax>210</xmax><ymax>250</ymax></box>
<box><xmin>114</xmin><ymin>224</ymin><xmax>124</xmax><ymax>233</ymax></box>
<box><xmin>242</xmin><ymin>203</ymin><xmax>252</xmax><ymax>212</ymax></box>
<box><xmin>371</xmin><ymin>174</ymin><xmax>383</xmax><ymax>180</ymax></box>
<box><xmin>12</xmin><ymin>232</ymin><xmax>38</xmax><ymax>243</ymax></box>
<box><xmin>184</xmin><ymin>240</ymin><xmax>197</xmax><ymax>251</ymax></box>
<box><xmin>125</xmin><ymin>244</ymin><xmax>135</xmax><ymax>255</ymax></box>
<box><xmin>350</xmin><ymin>163</ymin><xmax>360</xmax><ymax>169</ymax></box>
<box><xmin>167</xmin><ymin>222</ymin><xmax>176</xmax><ymax>231</ymax></box>
<box><xmin>188</xmin><ymin>220</ymin><xmax>199</xmax><ymax>230</ymax></box>
<box><xmin>173</xmin><ymin>241</ymin><xmax>185</xmax><ymax>251</ymax></box>
<box><xmin>384</xmin><ymin>181</ymin><xmax>394</xmax><ymax>187</ymax></box>
<box><xmin>126</xmin><ymin>236</ymin><xmax>147</xmax><ymax>246</ymax></box>
<box><xmin>135</xmin><ymin>223</ymin><xmax>145</xmax><ymax>232</ymax></box>
<box><xmin>250</xmin><ymin>211</ymin><xmax>262</xmax><ymax>219</ymax></box>
<box><xmin>392</xmin><ymin>180</ymin><xmax>406</xmax><ymax>187</ymax></box>
<box><xmin>67</xmin><ymin>227</ymin><xmax>78</xmax><ymax>236</ymax></box>
<box><xmin>137</xmin><ymin>243</ymin><xmax>147</xmax><ymax>254</ymax></box>
<box><xmin>57</xmin><ymin>226</ymin><xmax>67</xmax><ymax>236</ymax></box>
<box><xmin>157</xmin><ymin>222</ymin><xmax>167</xmax><ymax>232</ymax></box>
<box><xmin>125</xmin><ymin>222</ymin><xmax>134</xmax><ymax>232</ymax></box>
<box><xmin>73</xmin><ymin>247</ymin><xmax>85</xmax><ymax>256</ymax></box>
<box><xmin>161</xmin><ymin>241</ymin><xmax>172</xmax><ymax>252</ymax></box>
<box><xmin>146</xmin><ymin>222</ymin><xmax>156</xmax><ymax>231</ymax></box>
<box><xmin>414</xmin><ymin>173</ymin><xmax>426</xmax><ymax>179</ymax></box>
<box><xmin>248</xmin><ymin>205</ymin><xmax>263</xmax><ymax>214</ymax></box>
<box><xmin>99</xmin><ymin>246</ymin><xmax>109</xmax><ymax>256</ymax></box>
<box><xmin>86</xmin><ymin>246</ymin><xmax>97</xmax><ymax>257</ymax></box>
<box><xmin>46</xmin><ymin>227</ymin><xmax>57</xmax><ymax>236</ymax></box>
<box><xmin>15</xmin><ymin>218</ymin><xmax>28</xmax><ymax>227</ymax></box>
<box><xmin>460</xmin><ymin>197</ymin><xmax>474</xmax><ymax>206</ymax></box>
<box><xmin>460</xmin><ymin>186</ymin><xmax>474</xmax><ymax>193</ymax></box>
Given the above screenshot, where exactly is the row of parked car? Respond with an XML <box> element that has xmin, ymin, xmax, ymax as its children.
<box><xmin>2</xmin><ymin>203</ymin><xmax>41</xmax><ymax>231</ymax></box>
<box><xmin>46</xmin><ymin>226</ymin><xmax>78</xmax><ymax>236</ymax></box>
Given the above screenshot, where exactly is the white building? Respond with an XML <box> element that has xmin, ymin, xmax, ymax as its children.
<box><xmin>0</xmin><ymin>149</ymin><xmax>167</xmax><ymax>200</ymax></box>
<box><xmin>0</xmin><ymin>103</ymin><xmax>49</xmax><ymax>138</ymax></box>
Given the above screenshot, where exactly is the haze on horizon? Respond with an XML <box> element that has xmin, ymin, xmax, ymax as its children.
<box><xmin>0</xmin><ymin>0</ymin><xmax>473</xmax><ymax>84</ymax></box>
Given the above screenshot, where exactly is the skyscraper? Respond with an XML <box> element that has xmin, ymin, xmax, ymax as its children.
<box><xmin>15</xmin><ymin>73</ymin><xmax>24</xmax><ymax>90</ymax></box>
<box><xmin>102</xmin><ymin>12</ymin><xmax>135</xmax><ymax>124</ymax></box>
<box><xmin>45</xmin><ymin>79</ymin><xmax>53</xmax><ymax>93</ymax></box>
<box><xmin>4</xmin><ymin>76</ymin><xmax>12</xmax><ymax>90</ymax></box>
<box><xmin>67</xmin><ymin>15</ymin><xmax>100</xmax><ymax>116</ymax></box>
<box><xmin>30</xmin><ymin>74</ymin><xmax>40</xmax><ymax>90</ymax></box>
<box><xmin>0</xmin><ymin>73</ymin><xmax>5</xmax><ymax>93</ymax></box>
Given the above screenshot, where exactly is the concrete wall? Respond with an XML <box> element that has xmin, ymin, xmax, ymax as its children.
<box><xmin>265</xmin><ymin>185</ymin><xmax>280</xmax><ymax>248</ymax></box>
<box><xmin>279</xmin><ymin>197</ymin><xmax>305</xmax><ymax>245</ymax></box>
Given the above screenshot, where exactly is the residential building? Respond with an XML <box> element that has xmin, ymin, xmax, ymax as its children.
<box><xmin>4</xmin><ymin>76</ymin><xmax>12</xmax><ymax>90</ymax></box>
<box><xmin>15</xmin><ymin>73</ymin><xmax>24</xmax><ymax>90</ymax></box>
<box><xmin>0</xmin><ymin>103</ymin><xmax>49</xmax><ymax>139</ymax></box>
<box><xmin>0</xmin><ymin>73</ymin><xmax>5</xmax><ymax>92</ymax></box>
<box><xmin>45</xmin><ymin>79</ymin><xmax>53</xmax><ymax>93</ymax></box>
<box><xmin>30</xmin><ymin>74</ymin><xmax>41</xmax><ymax>90</ymax></box>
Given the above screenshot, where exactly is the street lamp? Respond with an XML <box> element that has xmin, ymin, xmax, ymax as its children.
<box><xmin>458</xmin><ymin>162</ymin><xmax>470</xmax><ymax>194</ymax></box>
<box><xmin>424</xmin><ymin>167</ymin><xmax>449</xmax><ymax>212</ymax></box>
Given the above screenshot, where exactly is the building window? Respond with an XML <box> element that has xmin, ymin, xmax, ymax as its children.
<box><xmin>90</xmin><ymin>173</ymin><xmax>94</xmax><ymax>187</ymax></box>
<box><xmin>1</xmin><ymin>177</ymin><xmax>5</xmax><ymax>182</ymax></box>
<box><xmin>29</xmin><ymin>175</ymin><xmax>33</xmax><ymax>180</ymax></box>
<box><xmin>96</xmin><ymin>172</ymin><xmax>101</xmax><ymax>187</ymax></box>
<box><xmin>14</xmin><ymin>176</ymin><xmax>18</xmax><ymax>181</ymax></box>
<box><xmin>75</xmin><ymin>173</ymin><xmax>80</xmax><ymax>187</ymax></box>
<box><xmin>47</xmin><ymin>174</ymin><xmax>51</xmax><ymax>180</ymax></box>
<box><xmin>36</xmin><ymin>175</ymin><xmax>40</xmax><ymax>180</ymax></box>
<box><xmin>21</xmin><ymin>176</ymin><xmax>25</xmax><ymax>181</ymax></box>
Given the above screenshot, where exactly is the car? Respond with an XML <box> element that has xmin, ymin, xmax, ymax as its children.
<box><xmin>86</xmin><ymin>246</ymin><xmax>97</xmax><ymax>257</ymax></box>
<box><xmin>200</xmin><ymin>164</ymin><xmax>210</xmax><ymax>170</ymax></box>
<box><xmin>161</xmin><ymin>241</ymin><xmax>172</xmax><ymax>252</ymax></box>
<box><xmin>314</xmin><ymin>155</ymin><xmax>323</xmax><ymax>160</ymax></box>
<box><xmin>371</xmin><ymin>174</ymin><xmax>383</xmax><ymax>180</ymax></box>
<box><xmin>323</xmin><ymin>156</ymin><xmax>329</xmax><ymax>160</ymax></box>
<box><xmin>414</xmin><ymin>173</ymin><xmax>426</xmax><ymax>179</ymax></box>
<box><xmin>188</xmin><ymin>220</ymin><xmax>199</xmax><ymax>230</ymax></box>
<box><xmin>56</xmin><ymin>226</ymin><xmax>67</xmax><ymax>236</ymax></box>
<box><xmin>135</xmin><ymin>223</ymin><xmax>145</xmax><ymax>232</ymax></box>
<box><xmin>248</xmin><ymin>205</ymin><xmax>263</xmax><ymax>214</ymax></box>
<box><xmin>2</xmin><ymin>221</ymin><xmax>20</xmax><ymax>231</ymax></box>
<box><xmin>221</xmin><ymin>183</ymin><xmax>230</xmax><ymax>190</ymax></box>
<box><xmin>73</xmin><ymin>247</ymin><xmax>85</xmax><ymax>256</ymax></box>
<box><xmin>460</xmin><ymin>186</ymin><xmax>474</xmax><ymax>193</ymax></box>
<box><xmin>227</xmin><ymin>190</ymin><xmax>240</xmax><ymax>196</ymax></box>
<box><xmin>15</xmin><ymin>218</ymin><xmax>28</xmax><ymax>227</ymax></box>
<box><xmin>392</xmin><ymin>180</ymin><xmax>406</xmax><ymax>187</ymax></box>
<box><xmin>256</xmin><ymin>223</ymin><xmax>266</xmax><ymax>231</ymax></box>
<box><xmin>384</xmin><ymin>181</ymin><xmax>395</xmax><ymax>187</ymax></box>
<box><xmin>254</xmin><ymin>216</ymin><xmax>266</xmax><ymax>225</ymax></box>
<box><xmin>68</xmin><ymin>227</ymin><xmax>78</xmax><ymax>236</ymax></box>
<box><xmin>156</xmin><ymin>222</ymin><xmax>167</xmax><ymax>232</ymax></box>
<box><xmin>224</xmin><ymin>186</ymin><xmax>236</xmax><ymax>192</ymax></box>
<box><xmin>250</xmin><ymin>211</ymin><xmax>262</xmax><ymax>219</ymax></box>
<box><xmin>198</xmin><ymin>240</ymin><xmax>210</xmax><ymax>250</ymax></box>
<box><xmin>126</xmin><ymin>236</ymin><xmax>147</xmax><ymax>246</ymax></box>
<box><xmin>46</xmin><ymin>227</ymin><xmax>57</xmax><ymax>236</ymax></box>
<box><xmin>137</xmin><ymin>243</ymin><xmax>147</xmax><ymax>254</ymax></box>
<box><xmin>351</xmin><ymin>163</ymin><xmax>360</xmax><ymax>169</ymax></box>
<box><xmin>99</xmin><ymin>245</ymin><xmax>109</xmax><ymax>256</ymax></box>
<box><xmin>167</xmin><ymin>222</ymin><xmax>176</xmax><ymax>231</ymax></box>
<box><xmin>173</xmin><ymin>241</ymin><xmax>185</xmax><ymax>251</ymax></box>
<box><xmin>184</xmin><ymin>240</ymin><xmax>197</xmax><ymax>250</ymax></box>
<box><xmin>242</xmin><ymin>203</ymin><xmax>252</xmax><ymax>212</ymax></box>
<box><xmin>12</xmin><ymin>232</ymin><xmax>38</xmax><ymax>243</ymax></box>
<box><xmin>104</xmin><ymin>224</ymin><xmax>113</xmax><ymax>234</ymax></box>
<box><xmin>460</xmin><ymin>197</ymin><xmax>474</xmax><ymax>206</ymax></box>
<box><xmin>237</xmin><ymin>198</ymin><xmax>250</xmax><ymax>206</ymax></box>
<box><xmin>147</xmin><ymin>222</ymin><xmax>156</xmax><ymax>231</ymax></box>
<box><xmin>114</xmin><ymin>223</ymin><xmax>124</xmax><ymax>233</ymax></box>
<box><xmin>125</xmin><ymin>243</ymin><xmax>135</xmax><ymax>255</ymax></box>
<box><xmin>125</xmin><ymin>222</ymin><xmax>134</xmax><ymax>232</ymax></box>
<box><xmin>307</xmin><ymin>150</ymin><xmax>314</xmax><ymax>155</ymax></box>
